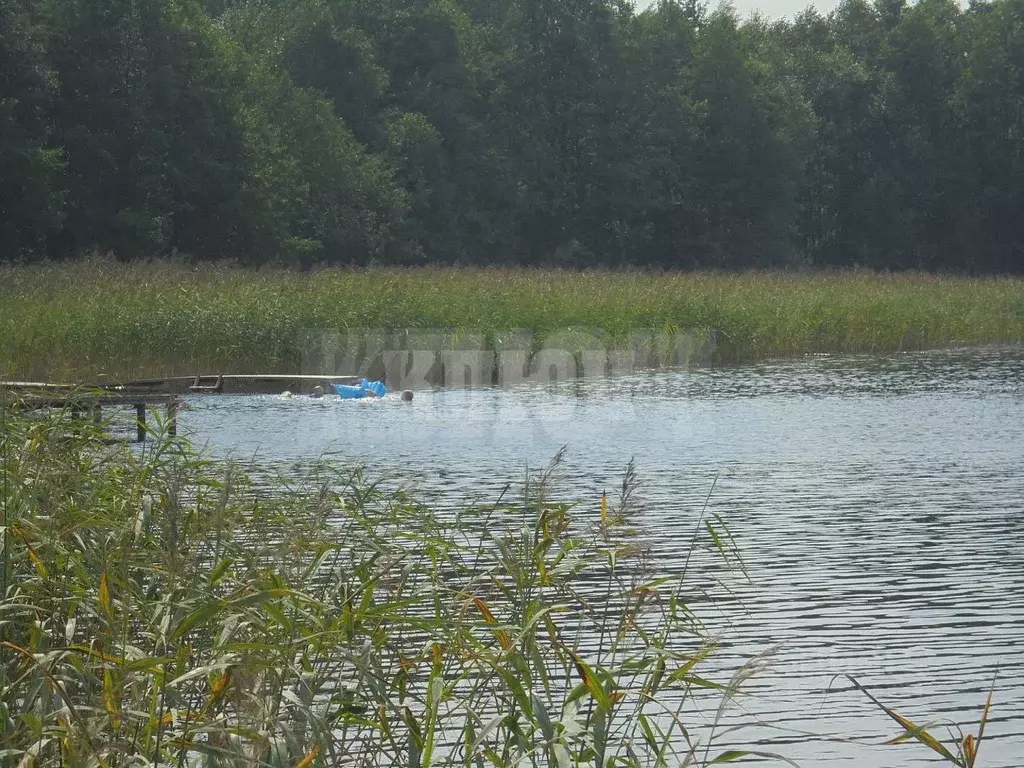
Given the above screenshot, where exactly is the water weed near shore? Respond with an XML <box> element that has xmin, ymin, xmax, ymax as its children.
<box><xmin>2</xmin><ymin>261</ymin><xmax>1023</xmax><ymax>382</ymax></box>
<box><xmin>0</xmin><ymin>406</ymin><xmax>783</xmax><ymax>767</ymax></box>
<box><xmin>0</xmin><ymin>401</ymin><xmax>1009</xmax><ymax>766</ymax></box>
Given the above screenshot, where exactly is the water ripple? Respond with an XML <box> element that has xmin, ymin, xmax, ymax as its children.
<box><xmin>182</xmin><ymin>345</ymin><xmax>1024</xmax><ymax>766</ymax></box>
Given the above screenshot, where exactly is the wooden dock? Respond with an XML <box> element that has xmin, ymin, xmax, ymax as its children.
<box><xmin>2</xmin><ymin>385</ymin><xmax>180</xmax><ymax>443</ymax></box>
<box><xmin>2</xmin><ymin>373</ymin><xmax>364</xmax><ymax>442</ymax></box>
<box><xmin>108</xmin><ymin>373</ymin><xmax>361</xmax><ymax>395</ymax></box>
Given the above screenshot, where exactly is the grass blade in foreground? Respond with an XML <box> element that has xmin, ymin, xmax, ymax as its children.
<box><xmin>0</xmin><ymin>407</ymin><xmax>777</xmax><ymax>767</ymax></box>
<box><xmin>847</xmin><ymin>674</ymin><xmax>996</xmax><ymax>768</ymax></box>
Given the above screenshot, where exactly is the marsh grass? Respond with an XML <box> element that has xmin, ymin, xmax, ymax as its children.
<box><xmin>2</xmin><ymin>259</ymin><xmax>1022</xmax><ymax>381</ymax></box>
<box><xmin>0</xmin><ymin>403</ymin><xmax>787</xmax><ymax>767</ymax></box>
<box><xmin>846</xmin><ymin>675</ymin><xmax>995</xmax><ymax>768</ymax></box>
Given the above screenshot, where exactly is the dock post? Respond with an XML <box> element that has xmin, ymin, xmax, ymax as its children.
<box><xmin>135</xmin><ymin>403</ymin><xmax>146</xmax><ymax>443</ymax></box>
<box><xmin>167</xmin><ymin>398</ymin><xmax>178</xmax><ymax>437</ymax></box>
<box><xmin>92</xmin><ymin>402</ymin><xmax>102</xmax><ymax>426</ymax></box>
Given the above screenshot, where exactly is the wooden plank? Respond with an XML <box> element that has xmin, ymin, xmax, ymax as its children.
<box><xmin>2</xmin><ymin>392</ymin><xmax>177</xmax><ymax>409</ymax></box>
<box><xmin>118</xmin><ymin>374</ymin><xmax>362</xmax><ymax>395</ymax></box>
<box><xmin>4</xmin><ymin>374</ymin><xmax>363</xmax><ymax>396</ymax></box>
<box><xmin>0</xmin><ymin>381</ymin><xmax>77</xmax><ymax>390</ymax></box>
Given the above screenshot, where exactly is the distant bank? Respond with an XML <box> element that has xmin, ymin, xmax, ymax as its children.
<box><xmin>2</xmin><ymin>261</ymin><xmax>1022</xmax><ymax>383</ymax></box>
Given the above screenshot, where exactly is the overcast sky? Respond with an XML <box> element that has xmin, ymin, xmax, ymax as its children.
<box><xmin>639</xmin><ymin>0</ymin><xmax>843</xmax><ymax>22</ymax></box>
<box><xmin>730</xmin><ymin>0</ymin><xmax>841</xmax><ymax>18</ymax></box>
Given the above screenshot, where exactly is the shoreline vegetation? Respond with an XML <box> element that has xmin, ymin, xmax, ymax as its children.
<box><xmin>0</xmin><ymin>406</ymin><xmax>766</xmax><ymax>767</ymax></box>
<box><xmin>2</xmin><ymin>262</ymin><xmax>1023</xmax><ymax>383</ymax></box>
<box><xmin>0</xmin><ymin>405</ymin><xmax>994</xmax><ymax>767</ymax></box>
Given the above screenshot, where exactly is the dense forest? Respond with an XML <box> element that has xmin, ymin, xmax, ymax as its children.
<box><xmin>1</xmin><ymin>0</ymin><xmax>1022</xmax><ymax>271</ymax></box>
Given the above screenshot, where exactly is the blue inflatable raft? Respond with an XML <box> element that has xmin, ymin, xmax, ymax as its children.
<box><xmin>332</xmin><ymin>379</ymin><xmax>388</xmax><ymax>399</ymax></box>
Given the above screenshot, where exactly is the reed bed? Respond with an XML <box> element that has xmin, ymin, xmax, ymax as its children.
<box><xmin>0</xmin><ymin>404</ymin><xmax>1000</xmax><ymax>767</ymax></box>
<box><xmin>2</xmin><ymin>260</ymin><xmax>1023</xmax><ymax>382</ymax></box>
<box><xmin>0</xmin><ymin>405</ymin><xmax>777</xmax><ymax>767</ymax></box>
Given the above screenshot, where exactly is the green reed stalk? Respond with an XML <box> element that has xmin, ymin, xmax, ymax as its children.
<box><xmin>0</xmin><ymin>407</ymin><xmax>1002</xmax><ymax>768</ymax></box>
<box><xmin>2</xmin><ymin>259</ymin><xmax>1023</xmax><ymax>382</ymax></box>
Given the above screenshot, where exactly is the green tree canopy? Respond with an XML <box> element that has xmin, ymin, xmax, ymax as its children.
<box><xmin>0</xmin><ymin>0</ymin><xmax>1021</xmax><ymax>272</ymax></box>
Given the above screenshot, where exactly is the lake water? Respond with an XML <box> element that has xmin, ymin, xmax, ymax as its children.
<box><xmin>178</xmin><ymin>346</ymin><xmax>1024</xmax><ymax>767</ymax></box>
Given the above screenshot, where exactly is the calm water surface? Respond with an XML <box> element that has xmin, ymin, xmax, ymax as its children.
<box><xmin>179</xmin><ymin>346</ymin><xmax>1024</xmax><ymax>766</ymax></box>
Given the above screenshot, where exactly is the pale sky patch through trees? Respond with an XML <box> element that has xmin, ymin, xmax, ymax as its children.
<box><xmin>734</xmin><ymin>0</ymin><xmax>842</xmax><ymax>19</ymax></box>
<box><xmin>638</xmin><ymin>0</ymin><xmax>843</xmax><ymax>21</ymax></box>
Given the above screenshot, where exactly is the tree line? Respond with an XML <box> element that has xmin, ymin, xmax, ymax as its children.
<box><xmin>2</xmin><ymin>0</ymin><xmax>1022</xmax><ymax>271</ymax></box>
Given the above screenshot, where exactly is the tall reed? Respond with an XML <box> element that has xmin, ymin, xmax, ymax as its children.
<box><xmin>847</xmin><ymin>675</ymin><xmax>995</xmax><ymax>768</ymax></box>
<box><xmin>2</xmin><ymin>259</ymin><xmax>1022</xmax><ymax>381</ymax></box>
<box><xmin>0</xmin><ymin>404</ymin><xmax>777</xmax><ymax>767</ymax></box>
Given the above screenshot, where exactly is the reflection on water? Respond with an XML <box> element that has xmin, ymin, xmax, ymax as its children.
<box><xmin>181</xmin><ymin>346</ymin><xmax>1024</xmax><ymax>767</ymax></box>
